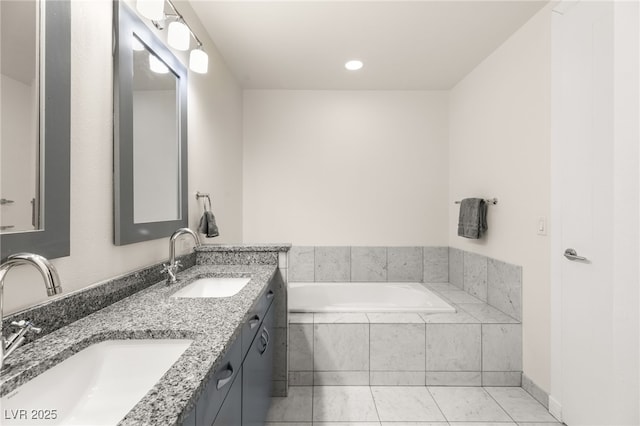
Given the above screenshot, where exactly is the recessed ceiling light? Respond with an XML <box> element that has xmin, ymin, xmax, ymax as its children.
<box><xmin>345</xmin><ymin>60</ymin><xmax>363</xmax><ymax>71</ymax></box>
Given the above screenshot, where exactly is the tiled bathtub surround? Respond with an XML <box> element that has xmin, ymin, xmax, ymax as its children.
<box><xmin>449</xmin><ymin>247</ymin><xmax>523</xmax><ymax>320</ymax></box>
<box><xmin>288</xmin><ymin>288</ymin><xmax>522</xmax><ymax>388</ymax></box>
<box><xmin>289</xmin><ymin>246</ymin><xmax>449</xmax><ymax>283</ymax></box>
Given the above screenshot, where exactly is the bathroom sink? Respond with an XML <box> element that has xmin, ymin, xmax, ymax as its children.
<box><xmin>0</xmin><ymin>339</ymin><xmax>191</xmax><ymax>425</ymax></box>
<box><xmin>171</xmin><ymin>277</ymin><xmax>251</xmax><ymax>298</ymax></box>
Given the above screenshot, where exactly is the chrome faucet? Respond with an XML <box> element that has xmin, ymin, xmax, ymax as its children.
<box><xmin>0</xmin><ymin>253</ymin><xmax>63</xmax><ymax>370</ymax></box>
<box><xmin>163</xmin><ymin>228</ymin><xmax>201</xmax><ymax>284</ymax></box>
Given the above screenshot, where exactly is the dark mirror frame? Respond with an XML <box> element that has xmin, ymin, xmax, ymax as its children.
<box><xmin>0</xmin><ymin>0</ymin><xmax>71</xmax><ymax>261</ymax></box>
<box><xmin>113</xmin><ymin>1</ymin><xmax>188</xmax><ymax>246</ymax></box>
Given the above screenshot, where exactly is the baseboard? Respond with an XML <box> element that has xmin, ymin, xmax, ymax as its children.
<box><xmin>548</xmin><ymin>395</ymin><xmax>563</xmax><ymax>422</ymax></box>
<box><xmin>521</xmin><ymin>373</ymin><xmax>550</xmax><ymax>409</ymax></box>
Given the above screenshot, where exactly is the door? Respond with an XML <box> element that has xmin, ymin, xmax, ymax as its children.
<box><xmin>553</xmin><ymin>1</ymin><xmax>616</xmax><ymax>424</ymax></box>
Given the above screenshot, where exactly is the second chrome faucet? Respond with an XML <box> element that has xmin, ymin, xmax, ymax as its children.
<box><xmin>163</xmin><ymin>228</ymin><xmax>201</xmax><ymax>284</ymax></box>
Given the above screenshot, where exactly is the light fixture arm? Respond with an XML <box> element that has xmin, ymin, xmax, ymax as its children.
<box><xmin>164</xmin><ymin>0</ymin><xmax>203</xmax><ymax>48</ymax></box>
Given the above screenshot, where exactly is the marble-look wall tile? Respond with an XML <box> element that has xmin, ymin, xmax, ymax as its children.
<box><xmin>313</xmin><ymin>371</ymin><xmax>369</xmax><ymax>386</ymax></box>
<box><xmin>488</xmin><ymin>259</ymin><xmax>522</xmax><ymax>321</ymax></box>
<box><xmin>425</xmin><ymin>371</ymin><xmax>482</xmax><ymax>386</ymax></box>
<box><xmin>288</xmin><ymin>246</ymin><xmax>315</xmax><ymax>282</ymax></box>
<box><xmin>387</xmin><ymin>247</ymin><xmax>423</xmax><ymax>281</ymax></box>
<box><xmin>423</xmin><ymin>247</ymin><xmax>449</xmax><ymax>283</ymax></box>
<box><xmin>351</xmin><ymin>247</ymin><xmax>387</xmax><ymax>282</ymax></box>
<box><xmin>482</xmin><ymin>371</ymin><xmax>522</xmax><ymax>386</ymax></box>
<box><xmin>448</xmin><ymin>248</ymin><xmax>464</xmax><ymax>289</ymax></box>
<box><xmin>289</xmin><ymin>324</ymin><xmax>313</xmax><ymax>371</ymax></box>
<box><xmin>315</xmin><ymin>247</ymin><xmax>350</xmax><ymax>282</ymax></box>
<box><xmin>370</xmin><ymin>371</ymin><xmax>426</xmax><ymax>386</ymax></box>
<box><xmin>314</xmin><ymin>324</ymin><xmax>369</xmax><ymax>371</ymax></box>
<box><xmin>370</xmin><ymin>324</ymin><xmax>426</xmax><ymax>371</ymax></box>
<box><xmin>463</xmin><ymin>252</ymin><xmax>488</xmax><ymax>301</ymax></box>
<box><xmin>289</xmin><ymin>371</ymin><xmax>313</xmax><ymax>386</ymax></box>
<box><xmin>482</xmin><ymin>324</ymin><xmax>522</xmax><ymax>372</ymax></box>
<box><xmin>426</xmin><ymin>324</ymin><xmax>481</xmax><ymax>371</ymax></box>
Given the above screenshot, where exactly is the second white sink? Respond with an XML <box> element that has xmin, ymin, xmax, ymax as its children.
<box><xmin>0</xmin><ymin>339</ymin><xmax>191</xmax><ymax>425</ymax></box>
<box><xmin>171</xmin><ymin>277</ymin><xmax>251</xmax><ymax>298</ymax></box>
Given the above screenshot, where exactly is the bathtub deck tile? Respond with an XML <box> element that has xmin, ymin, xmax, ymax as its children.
<box><xmin>314</xmin><ymin>313</ymin><xmax>369</xmax><ymax>324</ymax></box>
<box><xmin>439</xmin><ymin>290</ymin><xmax>485</xmax><ymax>304</ymax></box>
<box><xmin>457</xmin><ymin>303</ymin><xmax>519</xmax><ymax>324</ymax></box>
<box><xmin>366</xmin><ymin>313</ymin><xmax>425</xmax><ymax>323</ymax></box>
<box><xmin>419</xmin><ymin>311</ymin><xmax>479</xmax><ymax>324</ymax></box>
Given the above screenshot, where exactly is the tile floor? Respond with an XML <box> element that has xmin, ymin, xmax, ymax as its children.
<box><xmin>266</xmin><ymin>385</ymin><xmax>562</xmax><ymax>426</ymax></box>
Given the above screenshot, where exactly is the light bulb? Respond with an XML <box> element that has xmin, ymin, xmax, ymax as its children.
<box><xmin>137</xmin><ymin>0</ymin><xmax>164</xmax><ymax>21</ymax></box>
<box><xmin>149</xmin><ymin>54</ymin><xmax>169</xmax><ymax>74</ymax></box>
<box><xmin>189</xmin><ymin>49</ymin><xmax>208</xmax><ymax>74</ymax></box>
<box><xmin>345</xmin><ymin>60</ymin><xmax>364</xmax><ymax>71</ymax></box>
<box><xmin>132</xmin><ymin>37</ymin><xmax>145</xmax><ymax>52</ymax></box>
<box><xmin>168</xmin><ymin>20</ymin><xmax>190</xmax><ymax>51</ymax></box>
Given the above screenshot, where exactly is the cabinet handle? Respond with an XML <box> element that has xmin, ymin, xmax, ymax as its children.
<box><xmin>216</xmin><ymin>364</ymin><xmax>234</xmax><ymax>390</ymax></box>
<box><xmin>259</xmin><ymin>328</ymin><xmax>270</xmax><ymax>356</ymax></box>
<box><xmin>249</xmin><ymin>314</ymin><xmax>260</xmax><ymax>329</ymax></box>
<box><xmin>266</xmin><ymin>290</ymin><xmax>274</xmax><ymax>300</ymax></box>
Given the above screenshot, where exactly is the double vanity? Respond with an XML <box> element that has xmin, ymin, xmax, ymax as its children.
<box><xmin>0</xmin><ymin>245</ymin><xmax>289</xmax><ymax>426</ymax></box>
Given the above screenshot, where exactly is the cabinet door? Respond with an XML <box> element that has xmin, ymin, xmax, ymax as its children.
<box><xmin>213</xmin><ymin>368</ymin><xmax>242</xmax><ymax>426</ymax></box>
<box><xmin>242</xmin><ymin>304</ymin><xmax>274</xmax><ymax>426</ymax></box>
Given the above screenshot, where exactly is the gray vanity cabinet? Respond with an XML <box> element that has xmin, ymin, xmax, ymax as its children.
<box><xmin>212</xmin><ymin>369</ymin><xmax>242</xmax><ymax>426</ymax></box>
<box><xmin>182</xmin><ymin>279</ymin><xmax>276</xmax><ymax>426</ymax></box>
<box><xmin>241</xmin><ymin>303</ymin><xmax>275</xmax><ymax>426</ymax></box>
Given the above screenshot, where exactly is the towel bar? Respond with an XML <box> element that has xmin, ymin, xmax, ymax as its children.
<box><xmin>454</xmin><ymin>198</ymin><xmax>498</xmax><ymax>205</ymax></box>
<box><xmin>196</xmin><ymin>191</ymin><xmax>212</xmax><ymax>211</ymax></box>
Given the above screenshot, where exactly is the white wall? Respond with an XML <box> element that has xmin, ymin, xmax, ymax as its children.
<box><xmin>243</xmin><ymin>90</ymin><xmax>449</xmax><ymax>246</ymax></box>
<box><xmin>448</xmin><ymin>4</ymin><xmax>553</xmax><ymax>392</ymax></box>
<box><xmin>4</xmin><ymin>0</ymin><xmax>243</xmax><ymax>314</ymax></box>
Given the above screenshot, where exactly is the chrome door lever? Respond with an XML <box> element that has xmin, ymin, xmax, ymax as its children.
<box><xmin>564</xmin><ymin>248</ymin><xmax>589</xmax><ymax>262</ymax></box>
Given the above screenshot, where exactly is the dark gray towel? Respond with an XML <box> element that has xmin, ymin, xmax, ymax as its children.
<box><xmin>457</xmin><ymin>198</ymin><xmax>487</xmax><ymax>239</ymax></box>
<box><xmin>198</xmin><ymin>210</ymin><xmax>219</xmax><ymax>238</ymax></box>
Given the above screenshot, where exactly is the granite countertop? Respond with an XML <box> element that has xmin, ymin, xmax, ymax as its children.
<box><xmin>196</xmin><ymin>243</ymin><xmax>292</xmax><ymax>252</ymax></box>
<box><xmin>0</xmin><ymin>263</ymin><xmax>277</xmax><ymax>426</ymax></box>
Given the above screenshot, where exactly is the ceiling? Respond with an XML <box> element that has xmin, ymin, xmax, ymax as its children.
<box><xmin>189</xmin><ymin>0</ymin><xmax>547</xmax><ymax>90</ymax></box>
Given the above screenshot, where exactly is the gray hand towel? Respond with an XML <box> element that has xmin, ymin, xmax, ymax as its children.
<box><xmin>198</xmin><ymin>210</ymin><xmax>219</xmax><ymax>238</ymax></box>
<box><xmin>457</xmin><ymin>198</ymin><xmax>487</xmax><ymax>239</ymax></box>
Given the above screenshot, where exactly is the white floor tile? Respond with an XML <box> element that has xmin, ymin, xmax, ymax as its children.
<box><xmin>313</xmin><ymin>386</ymin><xmax>379</xmax><ymax>422</ymax></box>
<box><xmin>371</xmin><ymin>386</ymin><xmax>446</xmax><ymax>422</ymax></box>
<box><xmin>485</xmin><ymin>387</ymin><xmax>557</xmax><ymax>422</ymax></box>
<box><xmin>267</xmin><ymin>386</ymin><xmax>313</xmax><ymax>422</ymax></box>
<box><xmin>428</xmin><ymin>387</ymin><xmax>512</xmax><ymax>422</ymax></box>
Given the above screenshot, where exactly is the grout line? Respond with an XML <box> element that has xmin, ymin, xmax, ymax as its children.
<box><xmin>368</xmin><ymin>384</ymin><xmax>382</xmax><ymax>423</ymax></box>
<box><xmin>484</xmin><ymin>386</ymin><xmax>518</xmax><ymax>424</ymax></box>
<box><xmin>425</xmin><ymin>384</ymin><xmax>448</xmax><ymax>422</ymax></box>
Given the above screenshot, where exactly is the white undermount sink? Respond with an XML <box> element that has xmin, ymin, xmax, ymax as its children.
<box><xmin>0</xmin><ymin>339</ymin><xmax>191</xmax><ymax>425</ymax></box>
<box><xmin>171</xmin><ymin>277</ymin><xmax>251</xmax><ymax>298</ymax></box>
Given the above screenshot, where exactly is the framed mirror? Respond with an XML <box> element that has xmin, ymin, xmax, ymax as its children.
<box><xmin>114</xmin><ymin>1</ymin><xmax>188</xmax><ymax>245</ymax></box>
<box><xmin>0</xmin><ymin>0</ymin><xmax>71</xmax><ymax>260</ymax></box>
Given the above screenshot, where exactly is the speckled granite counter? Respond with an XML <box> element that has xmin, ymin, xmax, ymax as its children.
<box><xmin>0</xmin><ymin>264</ymin><xmax>278</xmax><ymax>426</ymax></box>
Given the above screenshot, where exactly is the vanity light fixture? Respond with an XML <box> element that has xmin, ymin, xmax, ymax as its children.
<box><xmin>189</xmin><ymin>48</ymin><xmax>208</xmax><ymax>74</ymax></box>
<box><xmin>345</xmin><ymin>60</ymin><xmax>364</xmax><ymax>71</ymax></box>
<box><xmin>132</xmin><ymin>37</ymin><xmax>145</xmax><ymax>52</ymax></box>
<box><xmin>135</xmin><ymin>0</ymin><xmax>209</xmax><ymax>74</ymax></box>
<box><xmin>167</xmin><ymin>19</ymin><xmax>190</xmax><ymax>51</ymax></box>
<box><xmin>136</xmin><ymin>0</ymin><xmax>164</xmax><ymax>21</ymax></box>
<box><xmin>149</xmin><ymin>54</ymin><xmax>170</xmax><ymax>74</ymax></box>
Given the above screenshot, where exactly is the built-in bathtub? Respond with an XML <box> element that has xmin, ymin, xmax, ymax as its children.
<box><xmin>288</xmin><ymin>281</ymin><xmax>456</xmax><ymax>313</ymax></box>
